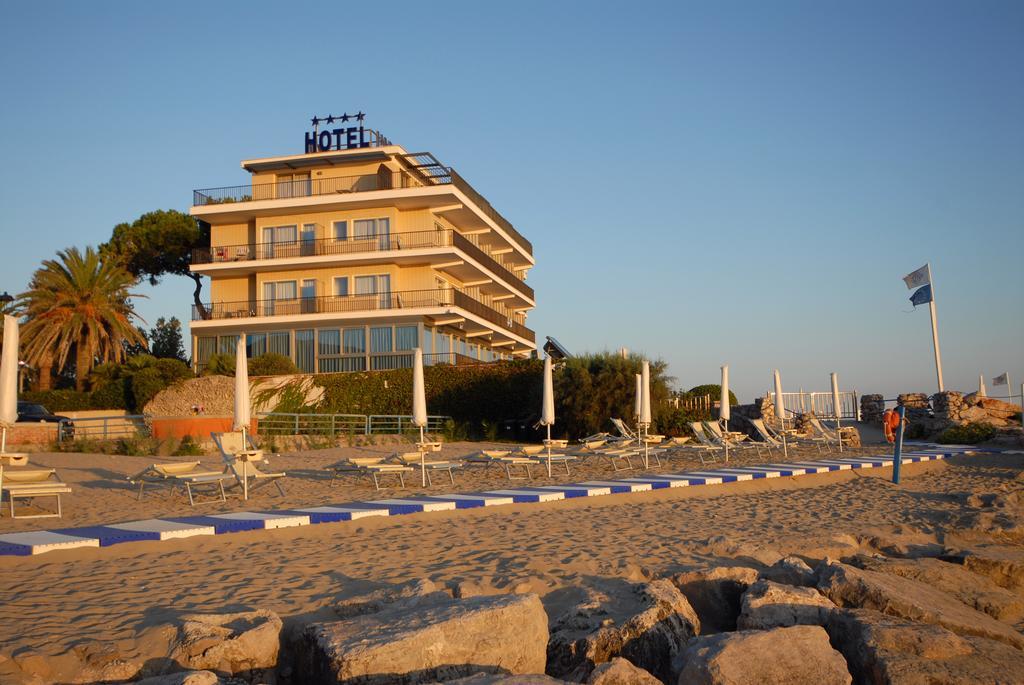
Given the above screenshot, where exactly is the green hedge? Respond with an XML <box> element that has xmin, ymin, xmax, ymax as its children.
<box><xmin>315</xmin><ymin>360</ymin><xmax>543</xmax><ymax>438</ymax></box>
<box><xmin>687</xmin><ymin>384</ymin><xmax>738</xmax><ymax>406</ymax></box>
<box><xmin>21</xmin><ymin>389</ymin><xmax>97</xmax><ymax>412</ymax></box>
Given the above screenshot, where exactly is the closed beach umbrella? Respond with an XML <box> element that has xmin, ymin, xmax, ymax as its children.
<box><xmin>831</xmin><ymin>372</ymin><xmax>843</xmax><ymax>452</ymax></box>
<box><xmin>978</xmin><ymin>374</ymin><xmax>987</xmax><ymax>397</ymax></box>
<box><xmin>0</xmin><ymin>315</ymin><xmax>18</xmax><ymax>453</ymax></box>
<box><xmin>720</xmin><ymin>365</ymin><xmax>730</xmax><ymax>423</ymax></box>
<box><xmin>412</xmin><ymin>348</ymin><xmax>428</xmax><ymax>486</ymax></box>
<box><xmin>233</xmin><ymin>335</ymin><xmax>251</xmax><ymax>434</ymax></box>
<box><xmin>541</xmin><ymin>355</ymin><xmax>556</xmax><ymax>472</ymax></box>
<box><xmin>541</xmin><ymin>356</ymin><xmax>555</xmax><ymax>427</ymax></box>
<box><xmin>234</xmin><ymin>335</ymin><xmax>252</xmax><ymax>499</ymax></box>
<box><xmin>640</xmin><ymin>361</ymin><xmax>651</xmax><ymax>425</ymax></box>
<box><xmin>774</xmin><ymin>369</ymin><xmax>788</xmax><ymax>457</ymax></box>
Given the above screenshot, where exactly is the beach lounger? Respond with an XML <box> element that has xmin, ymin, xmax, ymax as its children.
<box><xmin>702</xmin><ymin>421</ymin><xmax>765</xmax><ymax>458</ymax></box>
<box><xmin>516</xmin><ymin>445</ymin><xmax>576</xmax><ymax>477</ymax></box>
<box><xmin>688</xmin><ymin>422</ymin><xmax>728</xmax><ymax>458</ymax></box>
<box><xmin>465</xmin><ymin>450</ymin><xmax>538</xmax><ymax>480</ymax></box>
<box><xmin>0</xmin><ymin>467</ymin><xmax>72</xmax><ymax>518</ymax></box>
<box><xmin>390</xmin><ymin>452</ymin><xmax>464</xmax><ymax>486</ymax></box>
<box><xmin>572</xmin><ymin>441</ymin><xmax>636</xmax><ymax>472</ymax></box>
<box><xmin>212</xmin><ymin>431</ymin><xmax>286</xmax><ymax>500</ymax></box>
<box><xmin>127</xmin><ymin>461</ymin><xmax>230</xmax><ymax>506</ymax></box>
<box><xmin>808</xmin><ymin>417</ymin><xmax>842</xmax><ymax>448</ymax></box>
<box><xmin>610</xmin><ymin>417</ymin><xmax>665</xmax><ymax>443</ymax></box>
<box><xmin>329</xmin><ymin>456</ymin><xmax>413</xmax><ymax>490</ymax></box>
<box><xmin>749</xmin><ymin>418</ymin><xmax>827</xmax><ymax>453</ymax></box>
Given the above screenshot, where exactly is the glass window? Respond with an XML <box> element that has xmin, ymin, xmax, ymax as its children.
<box><xmin>437</xmin><ymin>333</ymin><xmax>450</xmax><ymax>355</ymax></box>
<box><xmin>318</xmin><ymin>329</ymin><xmax>341</xmax><ymax>357</ymax></box>
<box><xmin>332</xmin><ymin>221</ymin><xmax>347</xmax><ymax>241</ymax></box>
<box><xmin>396</xmin><ymin>326</ymin><xmax>418</xmax><ymax>351</ymax></box>
<box><xmin>333</xmin><ymin>277</ymin><xmax>349</xmax><ymax>297</ymax></box>
<box><xmin>196</xmin><ymin>337</ymin><xmax>216</xmax><ymax>367</ymax></box>
<box><xmin>343</xmin><ymin>327</ymin><xmax>366</xmax><ymax>354</ymax></box>
<box><xmin>423</xmin><ymin>327</ymin><xmax>433</xmax><ymax>355</ymax></box>
<box><xmin>370</xmin><ymin>326</ymin><xmax>393</xmax><ymax>353</ymax></box>
<box><xmin>246</xmin><ymin>333</ymin><xmax>267</xmax><ymax>358</ymax></box>
<box><xmin>296</xmin><ymin>330</ymin><xmax>314</xmax><ymax>373</ymax></box>
<box><xmin>268</xmin><ymin>331</ymin><xmax>290</xmax><ymax>357</ymax></box>
<box><xmin>218</xmin><ymin>335</ymin><xmax>239</xmax><ymax>356</ymax></box>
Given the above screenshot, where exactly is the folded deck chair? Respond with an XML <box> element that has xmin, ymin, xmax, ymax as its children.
<box><xmin>465</xmin><ymin>450</ymin><xmax>538</xmax><ymax>480</ymax></box>
<box><xmin>127</xmin><ymin>461</ymin><xmax>226</xmax><ymax>503</ymax></box>
<box><xmin>329</xmin><ymin>456</ymin><xmax>413</xmax><ymax>490</ymax></box>
<box><xmin>808</xmin><ymin>417</ymin><xmax>842</xmax><ymax>447</ymax></box>
<box><xmin>610</xmin><ymin>418</ymin><xmax>666</xmax><ymax>443</ymax></box>
<box><xmin>688</xmin><ymin>422</ymin><xmax>728</xmax><ymax>457</ymax></box>
<box><xmin>390</xmin><ymin>452</ymin><xmax>463</xmax><ymax>486</ymax></box>
<box><xmin>749</xmin><ymin>418</ymin><xmax>827</xmax><ymax>453</ymax></box>
<box><xmin>572</xmin><ymin>441</ymin><xmax>636</xmax><ymax>472</ymax></box>
<box><xmin>0</xmin><ymin>467</ymin><xmax>72</xmax><ymax>518</ymax></box>
<box><xmin>212</xmin><ymin>431</ymin><xmax>286</xmax><ymax>500</ymax></box>
<box><xmin>702</xmin><ymin>421</ymin><xmax>765</xmax><ymax>458</ymax></box>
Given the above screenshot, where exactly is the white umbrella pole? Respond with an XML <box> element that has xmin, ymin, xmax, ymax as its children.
<box><xmin>546</xmin><ymin>424</ymin><xmax>552</xmax><ymax>477</ymax></box>
<box><xmin>420</xmin><ymin>425</ymin><xmax>426</xmax><ymax>487</ymax></box>
<box><xmin>1</xmin><ymin>427</ymin><xmax>6</xmax><ymax>455</ymax></box>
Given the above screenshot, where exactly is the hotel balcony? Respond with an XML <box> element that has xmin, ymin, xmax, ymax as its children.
<box><xmin>191</xmin><ymin>167</ymin><xmax>532</xmax><ymax>260</ymax></box>
<box><xmin>190</xmin><ymin>287</ymin><xmax>535</xmax><ymax>345</ymax></box>
<box><xmin>190</xmin><ymin>228</ymin><xmax>533</xmax><ymax>303</ymax></box>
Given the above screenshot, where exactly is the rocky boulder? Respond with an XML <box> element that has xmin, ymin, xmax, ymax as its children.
<box><xmin>169</xmin><ymin>609</ymin><xmax>282</xmax><ymax>678</ymax></box>
<box><xmin>135</xmin><ymin>672</ymin><xmax>221</xmax><ymax>685</ymax></box>
<box><xmin>334</xmin><ymin>578</ymin><xmax>449</xmax><ymax>618</ymax></box>
<box><xmin>546</xmin><ymin>578</ymin><xmax>699</xmax><ymax>683</ymax></box>
<box><xmin>737</xmin><ymin>580</ymin><xmax>836</xmax><ymax>629</ymax></box>
<box><xmin>817</xmin><ymin>561</ymin><xmax>1024</xmax><ymax>649</ymax></box>
<box><xmin>826</xmin><ymin>608</ymin><xmax>1024</xmax><ymax>684</ymax></box>
<box><xmin>586</xmin><ymin>657</ymin><xmax>661</xmax><ymax>684</ymax></box>
<box><xmin>759</xmin><ymin>556</ymin><xmax>815</xmax><ymax>587</ymax></box>
<box><xmin>945</xmin><ymin>545</ymin><xmax>1024</xmax><ymax>591</ymax></box>
<box><xmin>298</xmin><ymin>592</ymin><xmax>548</xmax><ymax>684</ymax></box>
<box><xmin>848</xmin><ymin>555</ymin><xmax>1024</xmax><ymax>622</ymax></box>
<box><xmin>669</xmin><ymin>566</ymin><xmax>758</xmax><ymax>633</ymax></box>
<box><xmin>440</xmin><ymin>676</ymin><xmax>566</xmax><ymax>684</ymax></box>
<box><xmin>677</xmin><ymin>625</ymin><xmax>851</xmax><ymax>685</ymax></box>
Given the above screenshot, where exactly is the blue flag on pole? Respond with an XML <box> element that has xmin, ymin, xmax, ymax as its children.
<box><xmin>910</xmin><ymin>284</ymin><xmax>932</xmax><ymax>308</ymax></box>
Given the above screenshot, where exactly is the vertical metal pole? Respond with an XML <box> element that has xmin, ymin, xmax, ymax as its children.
<box><xmin>892</xmin><ymin>406</ymin><xmax>906</xmax><ymax>484</ymax></box>
<box><xmin>926</xmin><ymin>264</ymin><xmax>944</xmax><ymax>392</ymax></box>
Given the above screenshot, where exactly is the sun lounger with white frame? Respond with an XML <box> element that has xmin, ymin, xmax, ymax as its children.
<box><xmin>212</xmin><ymin>431</ymin><xmax>286</xmax><ymax>500</ymax></box>
<box><xmin>0</xmin><ymin>467</ymin><xmax>72</xmax><ymax>518</ymax></box>
<box><xmin>329</xmin><ymin>456</ymin><xmax>414</xmax><ymax>490</ymax></box>
<box><xmin>127</xmin><ymin>461</ymin><xmax>230</xmax><ymax>506</ymax></box>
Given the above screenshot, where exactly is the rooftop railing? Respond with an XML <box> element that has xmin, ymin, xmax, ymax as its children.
<box><xmin>193</xmin><ymin>166</ymin><xmax>532</xmax><ymax>254</ymax></box>
<box><xmin>191</xmin><ymin>228</ymin><xmax>533</xmax><ymax>299</ymax></box>
<box><xmin>191</xmin><ymin>288</ymin><xmax>535</xmax><ymax>343</ymax></box>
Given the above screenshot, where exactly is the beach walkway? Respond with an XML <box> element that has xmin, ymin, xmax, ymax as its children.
<box><xmin>0</xmin><ymin>443</ymin><xmax>986</xmax><ymax>556</ymax></box>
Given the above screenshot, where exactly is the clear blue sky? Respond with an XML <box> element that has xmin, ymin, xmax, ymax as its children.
<box><xmin>1</xmin><ymin>1</ymin><xmax>1021</xmax><ymax>403</ymax></box>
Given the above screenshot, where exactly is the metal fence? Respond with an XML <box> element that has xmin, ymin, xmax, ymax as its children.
<box><xmin>665</xmin><ymin>394</ymin><xmax>713</xmax><ymax>416</ymax></box>
<box><xmin>66</xmin><ymin>415</ymin><xmax>150</xmax><ymax>441</ymax></box>
<box><xmin>775</xmin><ymin>391</ymin><xmax>860</xmax><ymax>420</ymax></box>
<box><xmin>257</xmin><ymin>413</ymin><xmax>450</xmax><ymax>436</ymax></box>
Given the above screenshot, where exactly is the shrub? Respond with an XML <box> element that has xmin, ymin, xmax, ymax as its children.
<box><xmin>21</xmin><ymin>389</ymin><xmax>93</xmax><ymax>412</ymax></box>
<box><xmin>658</xmin><ymin>407</ymin><xmax>707</xmax><ymax>437</ymax></box>
<box><xmin>154</xmin><ymin>357</ymin><xmax>193</xmax><ymax>386</ymax></box>
<box><xmin>203</xmin><ymin>353</ymin><xmax>236</xmax><ymax>376</ymax></box>
<box><xmin>130</xmin><ymin>367</ymin><xmax>167</xmax><ymax>413</ymax></box>
<box><xmin>90</xmin><ymin>378</ymin><xmax>129</xmax><ymax>409</ymax></box>
<box><xmin>686</xmin><ymin>384</ymin><xmax>738</xmax><ymax>406</ymax></box>
<box><xmin>173</xmin><ymin>434</ymin><xmax>204</xmax><ymax>456</ymax></box>
<box><xmin>248</xmin><ymin>353</ymin><xmax>297</xmax><ymax>376</ymax></box>
<box><xmin>937</xmin><ymin>421</ymin><xmax>998</xmax><ymax>445</ymax></box>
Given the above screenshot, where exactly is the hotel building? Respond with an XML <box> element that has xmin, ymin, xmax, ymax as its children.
<box><xmin>188</xmin><ymin>130</ymin><xmax>536</xmax><ymax>373</ymax></box>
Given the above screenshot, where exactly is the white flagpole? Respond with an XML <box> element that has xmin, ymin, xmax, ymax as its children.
<box><xmin>926</xmin><ymin>263</ymin><xmax>944</xmax><ymax>392</ymax></box>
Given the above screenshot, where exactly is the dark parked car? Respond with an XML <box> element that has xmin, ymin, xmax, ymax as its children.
<box><xmin>17</xmin><ymin>401</ymin><xmax>75</xmax><ymax>440</ymax></box>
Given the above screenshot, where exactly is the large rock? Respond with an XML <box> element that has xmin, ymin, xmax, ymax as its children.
<box><xmin>698</xmin><ymin>535</ymin><xmax>784</xmax><ymax>567</ymax></box>
<box><xmin>827</xmin><ymin>608</ymin><xmax>1024</xmax><ymax>684</ymax></box>
<box><xmin>587</xmin><ymin>657</ymin><xmax>661</xmax><ymax>684</ymax></box>
<box><xmin>669</xmin><ymin>566</ymin><xmax>758</xmax><ymax>633</ymax></box>
<box><xmin>298</xmin><ymin>592</ymin><xmax>548</xmax><ymax>684</ymax></box>
<box><xmin>737</xmin><ymin>580</ymin><xmax>836</xmax><ymax>629</ymax></box>
<box><xmin>440</xmin><ymin>676</ymin><xmax>566</xmax><ymax>684</ymax></box>
<box><xmin>849</xmin><ymin>555</ymin><xmax>1024</xmax><ymax>622</ymax></box>
<box><xmin>817</xmin><ymin>561</ymin><xmax>1024</xmax><ymax>649</ymax></box>
<box><xmin>759</xmin><ymin>556</ymin><xmax>815</xmax><ymax>587</ymax></box>
<box><xmin>334</xmin><ymin>578</ymin><xmax>449</xmax><ymax>618</ymax></box>
<box><xmin>677</xmin><ymin>625</ymin><xmax>851</xmax><ymax>685</ymax></box>
<box><xmin>546</xmin><ymin>579</ymin><xmax>699</xmax><ymax>683</ymax></box>
<box><xmin>946</xmin><ymin>545</ymin><xmax>1024</xmax><ymax>591</ymax></box>
<box><xmin>169</xmin><ymin>609</ymin><xmax>282</xmax><ymax>676</ymax></box>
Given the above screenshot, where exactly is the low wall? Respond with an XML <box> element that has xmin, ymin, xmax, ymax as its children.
<box><xmin>3</xmin><ymin>422</ymin><xmax>59</xmax><ymax>446</ymax></box>
<box><xmin>149</xmin><ymin>416</ymin><xmax>258</xmax><ymax>440</ymax></box>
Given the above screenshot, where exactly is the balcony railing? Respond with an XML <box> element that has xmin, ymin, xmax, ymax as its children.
<box><xmin>191</xmin><ymin>288</ymin><xmax>535</xmax><ymax>343</ymax></box>
<box><xmin>191</xmin><ymin>228</ymin><xmax>533</xmax><ymax>299</ymax></box>
<box><xmin>193</xmin><ymin>167</ymin><xmax>532</xmax><ymax>254</ymax></box>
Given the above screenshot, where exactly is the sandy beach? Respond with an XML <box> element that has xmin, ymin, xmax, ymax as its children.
<box><xmin>1</xmin><ymin>442</ymin><xmax>1021</xmax><ymax>683</ymax></box>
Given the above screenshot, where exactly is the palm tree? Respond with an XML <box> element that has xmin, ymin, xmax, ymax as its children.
<box><xmin>19</xmin><ymin>246</ymin><xmax>146</xmax><ymax>391</ymax></box>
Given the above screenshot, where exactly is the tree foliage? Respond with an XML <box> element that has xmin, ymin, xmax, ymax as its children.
<box><xmin>248</xmin><ymin>353</ymin><xmax>298</xmax><ymax>376</ymax></box>
<box><xmin>686</xmin><ymin>384</ymin><xmax>739</xmax><ymax>406</ymax></box>
<box><xmin>149</xmin><ymin>316</ymin><xmax>187</xmax><ymax>361</ymax></box>
<box><xmin>101</xmin><ymin>209</ymin><xmax>210</xmax><ymax>313</ymax></box>
<box><xmin>19</xmin><ymin>246</ymin><xmax>147</xmax><ymax>391</ymax></box>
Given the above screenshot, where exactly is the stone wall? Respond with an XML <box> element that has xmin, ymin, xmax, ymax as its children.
<box><xmin>933</xmin><ymin>391</ymin><xmax>1021</xmax><ymax>429</ymax></box>
<box><xmin>860</xmin><ymin>395</ymin><xmax>884</xmax><ymax>425</ymax></box>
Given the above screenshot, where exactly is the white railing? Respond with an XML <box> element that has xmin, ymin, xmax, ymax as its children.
<box><xmin>257</xmin><ymin>413</ymin><xmax>450</xmax><ymax>436</ymax></box>
<box><xmin>774</xmin><ymin>391</ymin><xmax>860</xmax><ymax>420</ymax></box>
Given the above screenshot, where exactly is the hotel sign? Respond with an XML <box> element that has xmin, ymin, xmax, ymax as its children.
<box><xmin>305</xmin><ymin>111</ymin><xmax>372</xmax><ymax>153</ymax></box>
